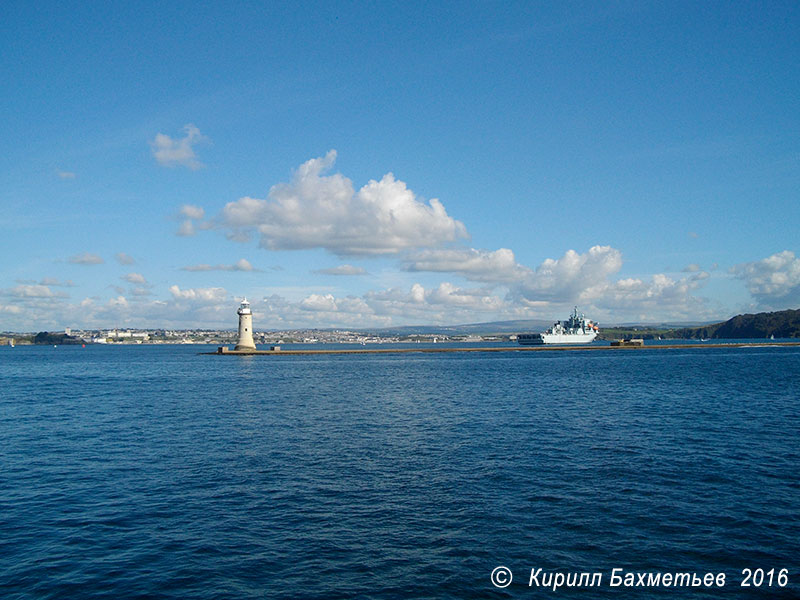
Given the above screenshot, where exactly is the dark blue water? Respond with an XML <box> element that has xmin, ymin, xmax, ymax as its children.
<box><xmin>1</xmin><ymin>345</ymin><xmax>798</xmax><ymax>599</ymax></box>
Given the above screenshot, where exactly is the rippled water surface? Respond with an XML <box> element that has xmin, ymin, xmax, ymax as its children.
<box><xmin>1</xmin><ymin>345</ymin><xmax>798</xmax><ymax>598</ymax></box>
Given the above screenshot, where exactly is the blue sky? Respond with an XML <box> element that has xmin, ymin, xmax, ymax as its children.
<box><xmin>2</xmin><ymin>1</ymin><xmax>799</xmax><ymax>331</ymax></box>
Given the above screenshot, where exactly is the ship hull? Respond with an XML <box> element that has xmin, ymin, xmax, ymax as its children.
<box><xmin>518</xmin><ymin>331</ymin><xmax>597</xmax><ymax>345</ymax></box>
<box><xmin>540</xmin><ymin>331</ymin><xmax>597</xmax><ymax>344</ymax></box>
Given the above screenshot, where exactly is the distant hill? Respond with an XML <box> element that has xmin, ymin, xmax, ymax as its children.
<box><xmin>367</xmin><ymin>317</ymin><xmax>716</xmax><ymax>337</ymax></box>
<box><xmin>371</xmin><ymin>309</ymin><xmax>800</xmax><ymax>339</ymax></box>
<box><xmin>368</xmin><ymin>319</ymin><xmax>552</xmax><ymax>336</ymax></box>
<box><xmin>367</xmin><ymin>316</ymin><xmax>721</xmax><ymax>337</ymax></box>
<box><xmin>33</xmin><ymin>331</ymin><xmax>82</xmax><ymax>345</ymax></box>
<box><xmin>671</xmin><ymin>308</ymin><xmax>800</xmax><ymax>339</ymax></box>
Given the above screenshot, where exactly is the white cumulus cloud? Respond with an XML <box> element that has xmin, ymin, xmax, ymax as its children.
<box><xmin>169</xmin><ymin>285</ymin><xmax>228</xmax><ymax>303</ymax></box>
<box><xmin>2</xmin><ymin>284</ymin><xmax>67</xmax><ymax>299</ymax></box>
<box><xmin>181</xmin><ymin>259</ymin><xmax>257</xmax><ymax>272</ymax></box>
<box><xmin>514</xmin><ymin>245</ymin><xmax>623</xmax><ymax>302</ymax></box>
<box><xmin>731</xmin><ymin>250</ymin><xmax>800</xmax><ymax>308</ymax></box>
<box><xmin>180</xmin><ymin>204</ymin><xmax>205</xmax><ymax>220</ymax></box>
<box><xmin>314</xmin><ymin>264</ymin><xmax>367</xmax><ymax>276</ymax></box>
<box><xmin>115</xmin><ymin>253</ymin><xmax>136</xmax><ymax>265</ymax></box>
<box><xmin>122</xmin><ymin>273</ymin><xmax>148</xmax><ymax>285</ymax></box>
<box><xmin>426</xmin><ymin>282</ymin><xmax>505</xmax><ymax>310</ymax></box>
<box><xmin>214</xmin><ymin>150</ymin><xmax>467</xmax><ymax>256</ymax></box>
<box><xmin>177</xmin><ymin>220</ymin><xmax>197</xmax><ymax>236</ymax></box>
<box><xmin>151</xmin><ymin>124</ymin><xmax>207</xmax><ymax>170</ymax></box>
<box><xmin>300</xmin><ymin>293</ymin><xmax>339</xmax><ymax>312</ymax></box>
<box><xmin>364</xmin><ymin>282</ymin><xmax>506</xmax><ymax>320</ymax></box>
<box><xmin>176</xmin><ymin>205</ymin><xmax>209</xmax><ymax>237</ymax></box>
<box><xmin>16</xmin><ymin>277</ymin><xmax>76</xmax><ymax>288</ymax></box>
<box><xmin>404</xmin><ymin>247</ymin><xmax>528</xmax><ymax>283</ymax></box>
<box><xmin>588</xmin><ymin>272</ymin><xmax>710</xmax><ymax>319</ymax></box>
<box><xmin>68</xmin><ymin>252</ymin><xmax>104</xmax><ymax>265</ymax></box>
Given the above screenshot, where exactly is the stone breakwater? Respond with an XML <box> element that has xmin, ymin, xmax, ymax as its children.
<box><xmin>205</xmin><ymin>342</ymin><xmax>800</xmax><ymax>356</ymax></box>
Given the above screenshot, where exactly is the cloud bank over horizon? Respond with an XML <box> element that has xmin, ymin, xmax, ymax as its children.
<box><xmin>6</xmin><ymin>241</ymin><xmax>796</xmax><ymax>332</ymax></box>
<box><xmin>2</xmin><ymin>149</ymin><xmax>797</xmax><ymax>331</ymax></box>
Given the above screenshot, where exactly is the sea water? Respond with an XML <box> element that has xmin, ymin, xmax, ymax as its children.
<box><xmin>1</xmin><ymin>344</ymin><xmax>798</xmax><ymax>599</ymax></box>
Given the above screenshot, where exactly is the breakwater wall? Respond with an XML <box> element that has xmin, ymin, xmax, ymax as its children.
<box><xmin>204</xmin><ymin>342</ymin><xmax>800</xmax><ymax>357</ymax></box>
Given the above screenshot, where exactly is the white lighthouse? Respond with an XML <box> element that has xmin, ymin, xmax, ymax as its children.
<box><xmin>234</xmin><ymin>298</ymin><xmax>256</xmax><ymax>351</ymax></box>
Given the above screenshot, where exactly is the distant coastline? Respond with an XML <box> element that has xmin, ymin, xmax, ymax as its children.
<box><xmin>2</xmin><ymin>307</ymin><xmax>798</xmax><ymax>346</ymax></box>
<box><xmin>600</xmin><ymin>308</ymin><xmax>800</xmax><ymax>341</ymax></box>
